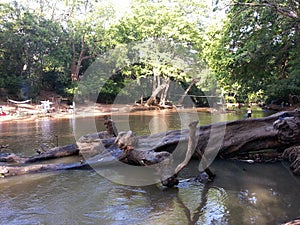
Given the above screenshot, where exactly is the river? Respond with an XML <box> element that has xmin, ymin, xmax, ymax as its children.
<box><xmin>0</xmin><ymin>107</ymin><xmax>299</xmax><ymax>225</ymax></box>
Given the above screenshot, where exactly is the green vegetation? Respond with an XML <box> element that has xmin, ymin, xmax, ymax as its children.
<box><xmin>207</xmin><ymin>0</ymin><xmax>300</xmax><ymax>104</ymax></box>
<box><xmin>0</xmin><ymin>0</ymin><xmax>299</xmax><ymax>106</ymax></box>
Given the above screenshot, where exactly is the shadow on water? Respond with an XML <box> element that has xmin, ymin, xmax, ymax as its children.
<box><xmin>0</xmin><ymin>169</ymin><xmax>223</xmax><ymax>225</ymax></box>
<box><xmin>183</xmin><ymin>160</ymin><xmax>300</xmax><ymax>225</ymax></box>
<box><xmin>0</xmin><ymin>160</ymin><xmax>299</xmax><ymax>225</ymax></box>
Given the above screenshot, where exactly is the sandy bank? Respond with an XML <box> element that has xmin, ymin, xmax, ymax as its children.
<box><xmin>0</xmin><ymin>102</ymin><xmax>117</xmax><ymax>123</ymax></box>
<box><xmin>0</xmin><ymin>101</ymin><xmax>219</xmax><ymax>123</ymax></box>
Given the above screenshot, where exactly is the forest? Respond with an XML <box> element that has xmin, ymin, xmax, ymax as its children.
<box><xmin>0</xmin><ymin>0</ymin><xmax>300</xmax><ymax>107</ymax></box>
<box><xmin>1</xmin><ymin>2</ymin><xmax>300</xmax><ymax>224</ymax></box>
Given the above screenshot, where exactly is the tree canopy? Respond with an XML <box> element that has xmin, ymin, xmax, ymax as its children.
<box><xmin>208</xmin><ymin>0</ymin><xmax>300</xmax><ymax>104</ymax></box>
<box><xmin>0</xmin><ymin>0</ymin><xmax>299</xmax><ymax>106</ymax></box>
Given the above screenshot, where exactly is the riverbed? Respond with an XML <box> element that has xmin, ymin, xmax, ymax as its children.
<box><xmin>0</xmin><ymin>107</ymin><xmax>299</xmax><ymax>225</ymax></box>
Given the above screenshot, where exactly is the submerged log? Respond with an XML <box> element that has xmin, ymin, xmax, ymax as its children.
<box><xmin>0</xmin><ymin>143</ymin><xmax>79</xmax><ymax>164</ymax></box>
<box><xmin>0</xmin><ymin>109</ymin><xmax>300</xmax><ymax>183</ymax></box>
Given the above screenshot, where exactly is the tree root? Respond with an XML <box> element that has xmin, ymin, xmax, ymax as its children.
<box><xmin>282</xmin><ymin>145</ymin><xmax>300</xmax><ymax>175</ymax></box>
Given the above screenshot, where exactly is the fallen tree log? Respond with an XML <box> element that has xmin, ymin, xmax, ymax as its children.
<box><xmin>282</xmin><ymin>217</ymin><xmax>300</xmax><ymax>225</ymax></box>
<box><xmin>0</xmin><ymin>143</ymin><xmax>79</xmax><ymax>164</ymax></box>
<box><xmin>0</xmin><ymin>109</ymin><xmax>300</xmax><ymax>185</ymax></box>
<box><xmin>282</xmin><ymin>145</ymin><xmax>300</xmax><ymax>175</ymax></box>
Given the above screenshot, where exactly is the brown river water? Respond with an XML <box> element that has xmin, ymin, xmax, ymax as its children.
<box><xmin>0</xmin><ymin>107</ymin><xmax>299</xmax><ymax>225</ymax></box>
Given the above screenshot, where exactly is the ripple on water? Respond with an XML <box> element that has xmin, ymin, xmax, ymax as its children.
<box><xmin>0</xmin><ymin>110</ymin><xmax>299</xmax><ymax>225</ymax></box>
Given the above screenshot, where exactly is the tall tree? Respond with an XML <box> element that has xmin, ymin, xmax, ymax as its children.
<box><xmin>209</xmin><ymin>0</ymin><xmax>300</xmax><ymax>103</ymax></box>
<box><xmin>0</xmin><ymin>2</ymin><xmax>69</xmax><ymax>99</ymax></box>
<box><xmin>65</xmin><ymin>0</ymin><xmax>116</xmax><ymax>82</ymax></box>
<box><xmin>0</xmin><ymin>0</ymin><xmax>117</xmax><ymax>99</ymax></box>
<box><xmin>104</xmin><ymin>0</ymin><xmax>209</xmax><ymax>105</ymax></box>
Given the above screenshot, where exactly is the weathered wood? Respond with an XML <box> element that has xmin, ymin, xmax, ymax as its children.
<box><xmin>0</xmin><ymin>109</ymin><xmax>300</xmax><ymax>183</ymax></box>
<box><xmin>104</xmin><ymin>115</ymin><xmax>118</xmax><ymax>137</ymax></box>
<box><xmin>162</xmin><ymin>120</ymin><xmax>214</xmax><ymax>187</ymax></box>
<box><xmin>282</xmin><ymin>217</ymin><xmax>300</xmax><ymax>225</ymax></box>
<box><xmin>0</xmin><ymin>153</ymin><xmax>119</xmax><ymax>178</ymax></box>
<box><xmin>0</xmin><ymin>162</ymin><xmax>88</xmax><ymax>177</ymax></box>
<box><xmin>103</xmin><ymin>110</ymin><xmax>299</xmax><ymax>161</ymax></box>
<box><xmin>111</xmin><ymin>109</ymin><xmax>300</xmax><ymax>182</ymax></box>
<box><xmin>146</xmin><ymin>79</ymin><xmax>168</xmax><ymax>106</ymax></box>
<box><xmin>0</xmin><ymin>143</ymin><xmax>79</xmax><ymax>164</ymax></box>
<box><xmin>0</xmin><ymin>153</ymin><xmax>24</xmax><ymax>163</ymax></box>
<box><xmin>115</xmin><ymin>130</ymin><xmax>139</xmax><ymax>152</ymax></box>
<box><xmin>175</xmin><ymin>121</ymin><xmax>198</xmax><ymax>175</ymax></box>
<box><xmin>194</xmin><ymin>148</ymin><xmax>216</xmax><ymax>180</ymax></box>
<box><xmin>282</xmin><ymin>145</ymin><xmax>300</xmax><ymax>175</ymax></box>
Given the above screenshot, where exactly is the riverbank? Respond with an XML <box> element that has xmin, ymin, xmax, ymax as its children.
<box><xmin>0</xmin><ymin>102</ymin><xmax>114</xmax><ymax>123</ymax></box>
<box><xmin>0</xmin><ymin>100</ymin><xmax>220</xmax><ymax>123</ymax></box>
<box><xmin>0</xmin><ymin>100</ymin><xmax>294</xmax><ymax>123</ymax></box>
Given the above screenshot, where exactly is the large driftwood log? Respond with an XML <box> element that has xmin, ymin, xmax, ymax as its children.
<box><xmin>108</xmin><ymin>109</ymin><xmax>300</xmax><ymax>163</ymax></box>
<box><xmin>0</xmin><ymin>144</ymin><xmax>79</xmax><ymax>164</ymax></box>
<box><xmin>282</xmin><ymin>217</ymin><xmax>300</xmax><ymax>225</ymax></box>
<box><xmin>0</xmin><ymin>109</ymin><xmax>300</xmax><ymax>183</ymax></box>
<box><xmin>282</xmin><ymin>145</ymin><xmax>300</xmax><ymax>175</ymax></box>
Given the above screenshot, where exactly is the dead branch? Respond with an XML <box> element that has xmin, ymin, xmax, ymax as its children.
<box><xmin>233</xmin><ymin>1</ymin><xmax>299</xmax><ymax>19</ymax></box>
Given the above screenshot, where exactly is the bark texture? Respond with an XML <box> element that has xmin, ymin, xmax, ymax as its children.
<box><xmin>0</xmin><ymin>109</ymin><xmax>300</xmax><ymax>184</ymax></box>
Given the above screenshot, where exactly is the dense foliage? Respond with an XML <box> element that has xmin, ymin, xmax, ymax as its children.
<box><xmin>0</xmin><ymin>0</ymin><xmax>299</xmax><ymax>105</ymax></box>
<box><xmin>0</xmin><ymin>2</ymin><xmax>70</xmax><ymax>98</ymax></box>
<box><xmin>207</xmin><ymin>0</ymin><xmax>300</xmax><ymax>104</ymax></box>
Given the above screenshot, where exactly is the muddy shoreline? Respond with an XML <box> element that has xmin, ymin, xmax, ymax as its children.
<box><xmin>0</xmin><ymin>100</ymin><xmax>222</xmax><ymax>123</ymax></box>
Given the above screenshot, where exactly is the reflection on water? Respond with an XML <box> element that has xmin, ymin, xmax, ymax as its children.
<box><xmin>0</xmin><ymin>161</ymin><xmax>298</xmax><ymax>225</ymax></box>
<box><xmin>0</xmin><ymin>118</ymin><xmax>75</xmax><ymax>156</ymax></box>
<box><xmin>0</xmin><ymin>170</ymin><xmax>229</xmax><ymax>225</ymax></box>
<box><xmin>0</xmin><ymin>107</ymin><xmax>299</xmax><ymax>224</ymax></box>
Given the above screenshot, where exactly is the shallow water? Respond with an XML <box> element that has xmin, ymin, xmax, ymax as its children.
<box><xmin>0</xmin><ymin>107</ymin><xmax>299</xmax><ymax>225</ymax></box>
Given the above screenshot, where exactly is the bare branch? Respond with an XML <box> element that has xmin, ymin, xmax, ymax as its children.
<box><xmin>174</xmin><ymin>121</ymin><xmax>199</xmax><ymax>175</ymax></box>
<box><xmin>233</xmin><ymin>1</ymin><xmax>299</xmax><ymax>19</ymax></box>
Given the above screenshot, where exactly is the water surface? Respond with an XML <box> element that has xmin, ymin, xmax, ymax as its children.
<box><xmin>0</xmin><ymin>107</ymin><xmax>299</xmax><ymax>225</ymax></box>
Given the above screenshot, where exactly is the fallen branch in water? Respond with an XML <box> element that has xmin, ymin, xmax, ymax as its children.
<box><xmin>0</xmin><ymin>143</ymin><xmax>79</xmax><ymax>164</ymax></box>
<box><xmin>0</xmin><ymin>110</ymin><xmax>300</xmax><ymax>186</ymax></box>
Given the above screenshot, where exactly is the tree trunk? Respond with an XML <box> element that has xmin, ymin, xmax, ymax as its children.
<box><xmin>177</xmin><ymin>79</ymin><xmax>197</xmax><ymax>106</ymax></box>
<box><xmin>159</xmin><ymin>78</ymin><xmax>170</xmax><ymax>106</ymax></box>
<box><xmin>1</xmin><ymin>109</ymin><xmax>300</xmax><ymax>184</ymax></box>
<box><xmin>70</xmin><ymin>34</ymin><xmax>94</xmax><ymax>82</ymax></box>
<box><xmin>146</xmin><ymin>78</ymin><xmax>168</xmax><ymax>106</ymax></box>
<box><xmin>0</xmin><ymin>143</ymin><xmax>79</xmax><ymax>164</ymax></box>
